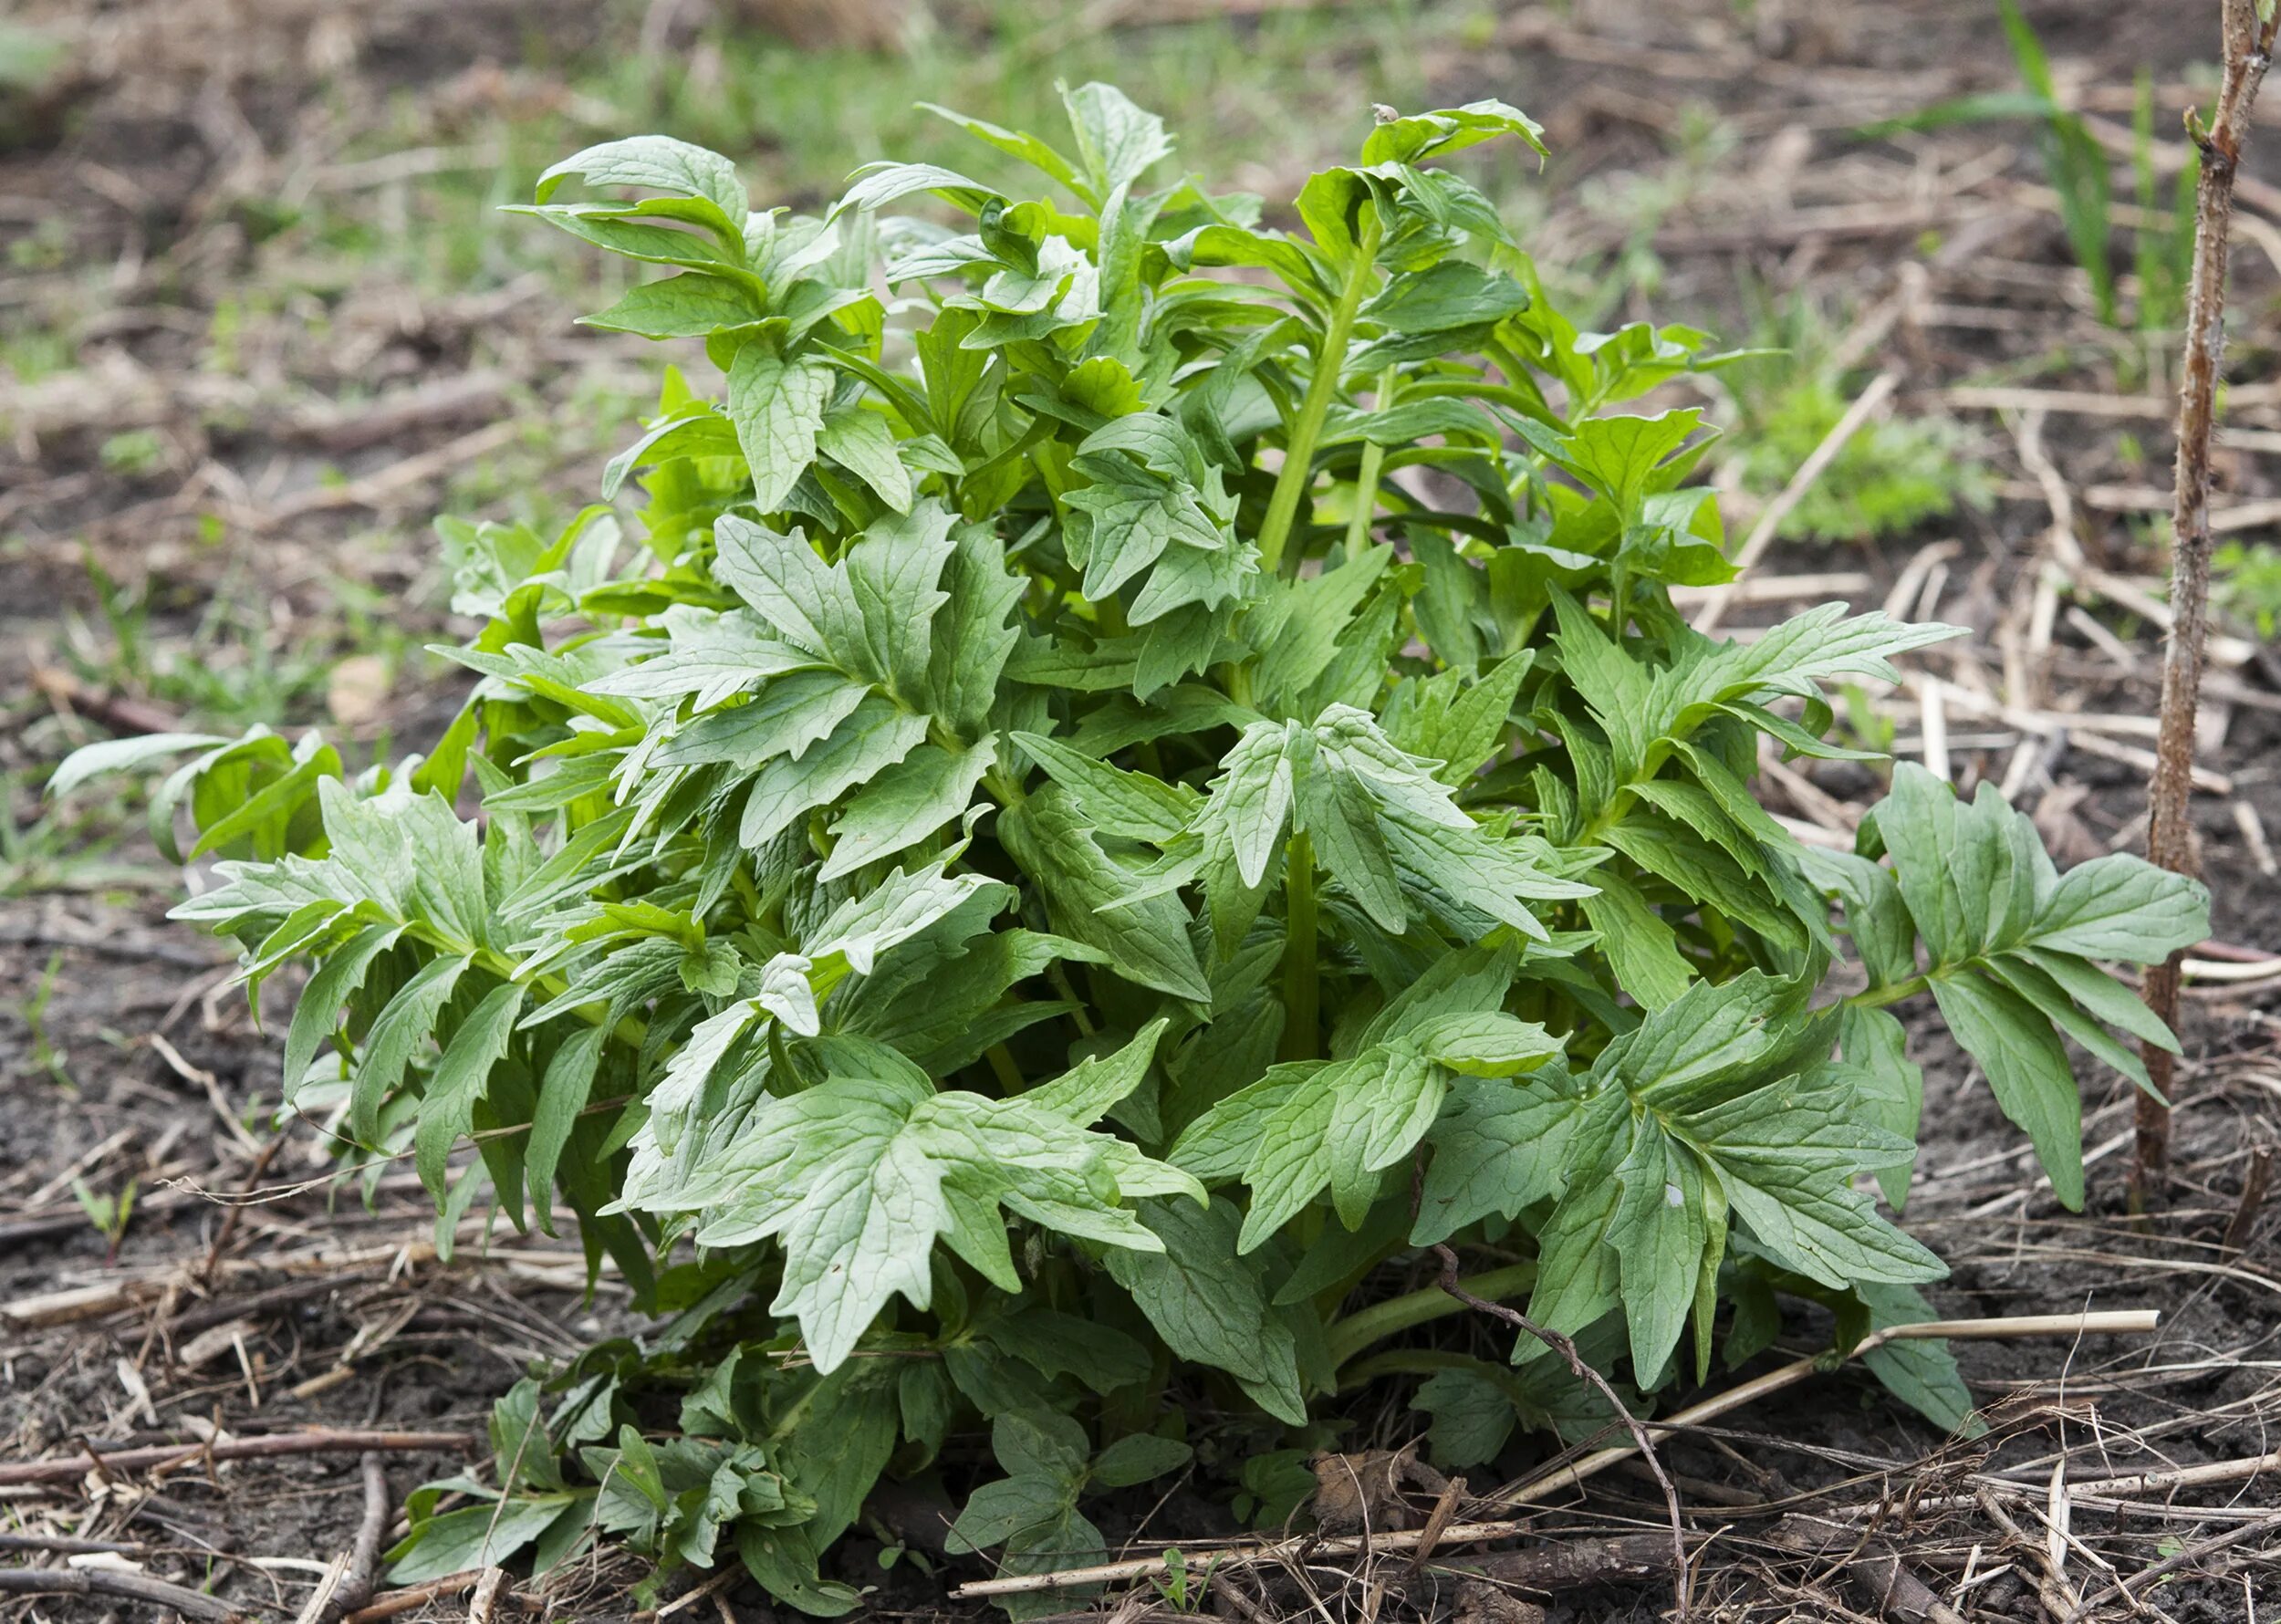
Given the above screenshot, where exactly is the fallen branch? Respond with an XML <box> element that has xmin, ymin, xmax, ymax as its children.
<box><xmin>287</xmin><ymin>370</ymin><xmax>510</xmax><ymax>454</ymax></box>
<box><xmin>258</xmin><ymin>420</ymin><xmax>520</xmax><ymax>526</ymax></box>
<box><xmin>2140</xmin><ymin>0</ymin><xmax>2280</xmax><ymax>1195</ymax></box>
<box><xmin>1668</xmin><ymin>570</ymin><xmax>1874</xmax><ymax>607</ymax></box>
<box><xmin>311</xmin><ymin>1452</ymin><xmax>391</xmax><ymax>1624</ymax></box>
<box><xmin>0</xmin><ymin>1565</ymin><xmax>239</xmax><ymax>1620</ymax></box>
<box><xmin>1944</xmin><ymin>381</ymin><xmax>2281</xmax><ymax>417</ymax></box>
<box><xmin>0</xmin><ymin>1277</ymin><xmax>171</xmax><ymax>1330</ymax></box>
<box><xmin>953</xmin><ymin>1519</ymin><xmax>1697</xmax><ymax>1601</ymax></box>
<box><xmin>168</xmin><ymin>1269</ymin><xmax>381</xmax><ymax>1339</ymax></box>
<box><xmin>1771</xmin><ymin>1519</ymin><xmax>1967</xmax><ymax>1624</ymax></box>
<box><xmin>0</xmin><ymin>1532</ymin><xmax>145</xmax><ymax>1556</ymax></box>
<box><xmin>2063</xmin><ymin>565</ymin><xmax>2258</xmax><ymax>669</ymax></box>
<box><xmin>2068</xmin><ymin>1446</ymin><xmax>2281</xmax><ymax>1501</ymax></box>
<box><xmin>0</xmin><ymin>1428</ymin><xmax>472</xmax><ymax>1488</ymax></box>
<box><xmin>1838</xmin><ymin>1546</ymin><xmax>1969</xmax><ymax>1624</ymax></box>
<box><xmin>28</xmin><ymin>666</ymin><xmax>183</xmax><ymax>737</ymax></box>
<box><xmin>1432</xmin><ymin>1532</ymin><xmax>1690</xmax><ymax>1588</ymax></box>
<box><xmin>1900</xmin><ymin>675</ymin><xmax>2234</xmax><ymax>794</ymax></box>
<box><xmin>340</xmin><ymin>1566</ymin><xmax>538</xmax><ymax>1623</ymax></box>
<box><xmin>950</xmin><ymin>1311</ymin><xmax>2158</xmax><ymax>1601</ymax></box>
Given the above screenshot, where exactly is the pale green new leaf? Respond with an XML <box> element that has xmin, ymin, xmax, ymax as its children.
<box><xmin>728</xmin><ymin>344</ymin><xmax>834</xmax><ymax>512</ymax></box>
<box><xmin>817</xmin><ymin>407</ymin><xmax>913</xmax><ymax>513</ymax></box>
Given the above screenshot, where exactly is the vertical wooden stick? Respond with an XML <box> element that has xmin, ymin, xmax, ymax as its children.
<box><xmin>2139</xmin><ymin>0</ymin><xmax>2278</xmax><ymax>1198</ymax></box>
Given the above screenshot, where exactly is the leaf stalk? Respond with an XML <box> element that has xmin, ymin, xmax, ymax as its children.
<box><xmin>1281</xmin><ymin>829</ymin><xmax>1319</xmax><ymax>1064</ymax></box>
<box><xmin>1257</xmin><ymin>208</ymin><xmax>1384</xmax><ymax>578</ymax></box>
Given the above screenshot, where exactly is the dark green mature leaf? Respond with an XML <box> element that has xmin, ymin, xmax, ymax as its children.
<box><xmin>1001</xmin><ymin>788</ymin><xmax>1211</xmax><ymax>1002</ymax></box>
<box><xmin>1929</xmin><ymin>971</ymin><xmax>2085</xmax><ymax>1209</ymax></box>
<box><xmin>1106</xmin><ymin>1199</ymin><xmax>1307</xmax><ymax>1423</ymax></box>
<box><xmin>1414</xmin><ymin>1067</ymin><xmax>1582</xmax><ymax>1244</ymax></box>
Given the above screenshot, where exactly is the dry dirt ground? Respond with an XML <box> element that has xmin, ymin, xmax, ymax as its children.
<box><xmin>4</xmin><ymin>1</ymin><xmax>2281</xmax><ymax>1620</ymax></box>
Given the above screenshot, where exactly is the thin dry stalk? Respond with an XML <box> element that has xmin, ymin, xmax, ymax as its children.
<box><xmin>2222</xmin><ymin>1147</ymin><xmax>2274</xmax><ymax>1250</ymax></box>
<box><xmin>309</xmin><ymin>1453</ymin><xmax>391</xmax><ymax>1624</ymax></box>
<box><xmin>1693</xmin><ymin>370</ymin><xmax>1899</xmax><ymax>635</ymax></box>
<box><xmin>2139</xmin><ymin>0</ymin><xmax>2281</xmax><ymax>1195</ymax></box>
<box><xmin>0</xmin><ymin>1427</ymin><xmax>471</xmax><ymax>1488</ymax></box>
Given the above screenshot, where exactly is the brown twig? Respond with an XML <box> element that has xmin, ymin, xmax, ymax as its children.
<box><xmin>339</xmin><ymin>1567</ymin><xmax>538</xmax><ymax>1623</ymax></box>
<box><xmin>28</xmin><ymin>665</ymin><xmax>184</xmax><ymax>737</ymax></box>
<box><xmin>0</xmin><ymin>1428</ymin><xmax>472</xmax><ymax>1488</ymax></box>
<box><xmin>1430</xmin><ymin>1242</ymin><xmax>1692</xmax><ymax>1619</ymax></box>
<box><xmin>2138</xmin><ymin>0</ymin><xmax>2281</xmax><ymax>1196</ymax></box>
<box><xmin>1772</xmin><ymin>1518</ymin><xmax>1969</xmax><ymax>1624</ymax></box>
<box><xmin>0</xmin><ymin>1566</ymin><xmax>239</xmax><ymax>1620</ymax></box>
<box><xmin>313</xmin><ymin>1453</ymin><xmax>391</xmax><ymax>1624</ymax></box>
<box><xmin>0</xmin><ymin>1532</ymin><xmax>145</xmax><ymax>1556</ymax></box>
<box><xmin>196</xmin><ymin>1134</ymin><xmax>286</xmax><ymax>1279</ymax></box>
<box><xmin>953</xmin><ymin>1521</ymin><xmax>1702</xmax><ymax>1601</ymax></box>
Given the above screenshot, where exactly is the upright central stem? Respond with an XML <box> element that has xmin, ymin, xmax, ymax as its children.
<box><xmin>1257</xmin><ymin>208</ymin><xmax>1383</xmax><ymax>578</ymax></box>
<box><xmin>1282</xmin><ymin>829</ymin><xmax>1318</xmax><ymax>1064</ymax></box>
<box><xmin>1343</xmin><ymin>365</ymin><xmax>1400</xmax><ymax>552</ymax></box>
<box><xmin>2139</xmin><ymin>0</ymin><xmax>2277</xmax><ymax>1195</ymax></box>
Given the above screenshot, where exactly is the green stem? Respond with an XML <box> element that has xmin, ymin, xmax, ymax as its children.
<box><xmin>1281</xmin><ymin>829</ymin><xmax>1318</xmax><ymax>1064</ymax></box>
<box><xmin>1047</xmin><ymin>963</ymin><xmax>1096</xmax><ymax>1037</ymax></box>
<box><xmin>414</xmin><ymin>928</ymin><xmax>648</xmax><ymax>1052</ymax></box>
<box><xmin>1257</xmin><ymin>208</ymin><xmax>1384</xmax><ymax>578</ymax></box>
<box><xmin>1342</xmin><ymin>366</ymin><xmax>1400</xmax><ymax>553</ymax></box>
<box><xmin>1323</xmin><ymin>1260</ymin><xmax>1538</xmax><ymax>1374</ymax></box>
<box><xmin>1336</xmin><ymin>1347</ymin><xmax>1479</xmax><ymax>1390</ymax></box>
<box><xmin>1846</xmin><ymin>973</ymin><xmax>1932</xmax><ymax>1010</ymax></box>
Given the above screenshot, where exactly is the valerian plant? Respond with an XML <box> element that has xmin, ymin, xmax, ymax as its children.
<box><xmin>55</xmin><ymin>87</ymin><xmax>2209</xmax><ymax>1611</ymax></box>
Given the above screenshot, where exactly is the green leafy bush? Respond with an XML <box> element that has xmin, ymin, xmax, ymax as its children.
<box><xmin>56</xmin><ymin>88</ymin><xmax>2209</xmax><ymax>1610</ymax></box>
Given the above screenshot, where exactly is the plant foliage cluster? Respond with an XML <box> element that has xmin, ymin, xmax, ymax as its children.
<box><xmin>57</xmin><ymin>86</ymin><xmax>2210</xmax><ymax>1610</ymax></box>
